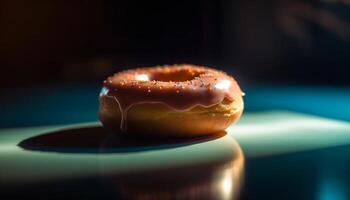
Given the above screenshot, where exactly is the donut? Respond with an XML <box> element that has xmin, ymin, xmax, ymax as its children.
<box><xmin>99</xmin><ymin>64</ymin><xmax>244</xmax><ymax>137</ymax></box>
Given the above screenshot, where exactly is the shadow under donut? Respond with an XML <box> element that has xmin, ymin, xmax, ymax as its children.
<box><xmin>18</xmin><ymin>125</ymin><xmax>226</xmax><ymax>154</ymax></box>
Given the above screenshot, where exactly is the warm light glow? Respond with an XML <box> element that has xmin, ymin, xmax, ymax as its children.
<box><xmin>221</xmin><ymin>171</ymin><xmax>233</xmax><ymax>195</ymax></box>
<box><xmin>217</xmin><ymin>157</ymin><xmax>244</xmax><ymax>200</ymax></box>
<box><xmin>215</xmin><ymin>80</ymin><xmax>231</xmax><ymax>90</ymax></box>
<box><xmin>135</xmin><ymin>74</ymin><xmax>149</xmax><ymax>82</ymax></box>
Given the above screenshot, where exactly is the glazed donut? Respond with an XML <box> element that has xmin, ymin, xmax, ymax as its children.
<box><xmin>99</xmin><ymin>64</ymin><xmax>244</xmax><ymax>137</ymax></box>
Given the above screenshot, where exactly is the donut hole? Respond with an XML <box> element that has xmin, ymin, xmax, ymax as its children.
<box><xmin>150</xmin><ymin>69</ymin><xmax>204</xmax><ymax>82</ymax></box>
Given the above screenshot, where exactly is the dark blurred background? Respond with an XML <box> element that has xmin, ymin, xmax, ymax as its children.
<box><xmin>1</xmin><ymin>0</ymin><xmax>349</xmax><ymax>88</ymax></box>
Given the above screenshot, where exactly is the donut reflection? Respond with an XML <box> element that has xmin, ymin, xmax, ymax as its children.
<box><xmin>101</xmin><ymin>137</ymin><xmax>244</xmax><ymax>200</ymax></box>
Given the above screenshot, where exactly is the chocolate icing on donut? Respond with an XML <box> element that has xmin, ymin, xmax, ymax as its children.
<box><xmin>100</xmin><ymin>64</ymin><xmax>242</xmax><ymax>132</ymax></box>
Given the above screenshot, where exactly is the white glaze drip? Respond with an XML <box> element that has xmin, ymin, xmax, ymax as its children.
<box><xmin>103</xmin><ymin>88</ymin><xmax>240</xmax><ymax>133</ymax></box>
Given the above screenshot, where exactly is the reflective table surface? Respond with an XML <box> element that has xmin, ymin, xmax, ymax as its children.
<box><xmin>1</xmin><ymin>123</ymin><xmax>244</xmax><ymax>200</ymax></box>
<box><xmin>1</xmin><ymin>85</ymin><xmax>350</xmax><ymax>200</ymax></box>
<box><xmin>1</xmin><ymin>112</ymin><xmax>350</xmax><ymax>199</ymax></box>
